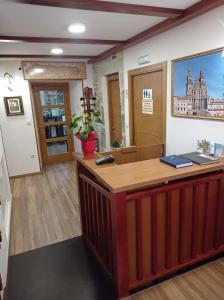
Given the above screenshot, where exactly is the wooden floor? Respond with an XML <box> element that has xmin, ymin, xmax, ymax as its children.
<box><xmin>10</xmin><ymin>161</ymin><xmax>81</xmax><ymax>255</ymax></box>
<box><xmin>129</xmin><ymin>257</ymin><xmax>224</xmax><ymax>300</ymax></box>
<box><xmin>9</xmin><ymin>162</ymin><xmax>224</xmax><ymax>299</ymax></box>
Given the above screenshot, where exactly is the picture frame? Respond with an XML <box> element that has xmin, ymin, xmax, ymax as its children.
<box><xmin>4</xmin><ymin>96</ymin><xmax>24</xmax><ymax>116</ymax></box>
<box><xmin>171</xmin><ymin>47</ymin><xmax>224</xmax><ymax>121</ymax></box>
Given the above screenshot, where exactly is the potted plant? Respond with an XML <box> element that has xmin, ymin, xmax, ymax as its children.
<box><xmin>70</xmin><ymin>110</ymin><xmax>102</xmax><ymax>156</ymax></box>
<box><xmin>111</xmin><ymin>140</ymin><xmax>120</xmax><ymax>149</ymax></box>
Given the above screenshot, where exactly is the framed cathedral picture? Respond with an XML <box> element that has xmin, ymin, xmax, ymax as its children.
<box><xmin>171</xmin><ymin>47</ymin><xmax>224</xmax><ymax>120</ymax></box>
<box><xmin>4</xmin><ymin>96</ymin><xmax>24</xmax><ymax>116</ymax></box>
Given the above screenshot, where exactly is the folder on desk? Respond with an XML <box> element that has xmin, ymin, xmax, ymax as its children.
<box><xmin>160</xmin><ymin>155</ymin><xmax>192</xmax><ymax>168</ymax></box>
<box><xmin>180</xmin><ymin>152</ymin><xmax>221</xmax><ymax>165</ymax></box>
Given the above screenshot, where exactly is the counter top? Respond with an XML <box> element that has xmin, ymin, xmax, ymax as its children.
<box><xmin>76</xmin><ymin>155</ymin><xmax>224</xmax><ymax>193</ymax></box>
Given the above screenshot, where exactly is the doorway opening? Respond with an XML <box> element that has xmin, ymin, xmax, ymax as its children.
<box><xmin>128</xmin><ymin>62</ymin><xmax>167</xmax><ymax>147</ymax></box>
<box><xmin>31</xmin><ymin>82</ymin><xmax>74</xmax><ymax>165</ymax></box>
<box><xmin>107</xmin><ymin>73</ymin><xmax>122</xmax><ymax>147</ymax></box>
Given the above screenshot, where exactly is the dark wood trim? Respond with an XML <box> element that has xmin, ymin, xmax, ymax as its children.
<box><xmin>166</xmin><ymin>191</ymin><xmax>172</xmax><ymax>269</ymax></box>
<box><xmin>4</xmin><ymin>1</ymin><xmax>222</xmax><ymax>64</ymax></box>
<box><xmin>88</xmin><ymin>0</ymin><xmax>224</xmax><ymax>64</ymax></box>
<box><xmin>135</xmin><ymin>199</ymin><xmax>143</xmax><ymax>280</ymax></box>
<box><xmin>151</xmin><ymin>195</ymin><xmax>158</xmax><ymax>275</ymax></box>
<box><xmin>0</xmin><ymin>54</ymin><xmax>96</xmax><ymax>59</ymax></box>
<box><xmin>88</xmin><ymin>45</ymin><xmax>124</xmax><ymax>64</ymax></box>
<box><xmin>110</xmin><ymin>191</ymin><xmax>129</xmax><ymax>298</ymax></box>
<box><xmin>0</xmin><ymin>35</ymin><xmax>124</xmax><ymax>45</ymax></box>
<box><xmin>128</xmin><ymin>62</ymin><xmax>167</xmax><ymax>146</ymax></box>
<box><xmin>77</xmin><ymin>155</ymin><xmax>224</xmax><ymax>298</ymax></box>
<box><xmin>9</xmin><ymin>0</ymin><xmax>184</xmax><ymax>17</ymax></box>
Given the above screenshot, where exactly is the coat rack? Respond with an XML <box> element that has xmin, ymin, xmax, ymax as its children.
<box><xmin>80</xmin><ymin>87</ymin><xmax>99</xmax><ymax>151</ymax></box>
<box><xmin>80</xmin><ymin>87</ymin><xmax>96</xmax><ymax>115</ymax></box>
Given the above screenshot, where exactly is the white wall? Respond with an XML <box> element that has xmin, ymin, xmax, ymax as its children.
<box><xmin>0</xmin><ymin>60</ymin><xmax>93</xmax><ymax>175</ymax></box>
<box><xmin>92</xmin><ymin>53</ymin><xmax>125</xmax><ymax>150</ymax></box>
<box><xmin>69</xmin><ymin>80</ymin><xmax>83</xmax><ymax>154</ymax></box>
<box><xmin>0</xmin><ymin>61</ymin><xmax>40</xmax><ymax>176</ymax></box>
<box><xmin>84</xmin><ymin>63</ymin><xmax>93</xmax><ymax>88</ymax></box>
<box><xmin>123</xmin><ymin>6</ymin><xmax>224</xmax><ymax>155</ymax></box>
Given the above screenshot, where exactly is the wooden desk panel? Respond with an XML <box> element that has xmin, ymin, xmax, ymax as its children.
<box><xmin>76</xmin><ymin>157</ymin><xmax>224</xmax><ymax>299</ymax></box>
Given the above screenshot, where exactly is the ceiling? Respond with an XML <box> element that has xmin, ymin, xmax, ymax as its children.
<box><xmin>0</xmin><ymin>0</ymin><xmax>222</xmax><ymax>63</ymax></box>
<box><xmin>102</xmin><ymin>0</ymin><xmax>198</xmax><ymax>9</ymax></box>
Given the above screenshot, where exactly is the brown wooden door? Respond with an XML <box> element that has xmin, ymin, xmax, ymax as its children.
<box><xmin>32</xmin><ymin>83</ymin><xmax>74</xmax><ymax>164</ymax></box>
<box><xmin>107</xmin><ymin>74</ymin><xmax>122</xmax><ymax>145</ymax></box>
<box><xmin>129</xmin><ymin>63</ymin><xmax>167</xmax><ymax>146</ymax></box>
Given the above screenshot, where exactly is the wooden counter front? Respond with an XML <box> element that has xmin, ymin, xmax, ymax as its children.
<box><xmin>76</xmin><ymin>156</ymin><xmax>224</xmax><ymax>299</ymax></box>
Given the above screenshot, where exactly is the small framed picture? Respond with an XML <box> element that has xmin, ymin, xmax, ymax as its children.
<box><xmin>4</xmin><ymin>96</ymin><xmax>24</xmax><ymax>116</ymax></box>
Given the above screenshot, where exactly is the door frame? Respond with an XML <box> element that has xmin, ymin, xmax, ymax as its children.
<box><xmin>31</xmin><ymin>82</ymin><xmax>74</xmax><ymax>165</ymax></box>
<box><xmin>128</xmin><ymin>62</ymin><xmax>167</xmax><ymax>145</ymax></box>
<box><xmin>107</xmin><ymin>73</ymin><xmax>122</xmax><ymax>145</ymax></box>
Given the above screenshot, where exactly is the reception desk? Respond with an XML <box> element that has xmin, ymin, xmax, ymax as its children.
<box><xmin>76</xmin><ymin>155</ymin><xmax>224</xmax><ymax>299</ymax></box>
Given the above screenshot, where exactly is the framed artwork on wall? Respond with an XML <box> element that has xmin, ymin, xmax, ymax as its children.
<box><xmin>4</xmin><ymin>96</ymin><xmax>24</xmax><ymax>116</ymax></box>
<box><xmin>172</xmin><ymin>47</ymin><xmax>224</xmax><ymax>120</ymax></box>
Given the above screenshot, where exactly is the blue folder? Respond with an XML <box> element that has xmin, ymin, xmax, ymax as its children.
<box><xmin>160</xmin><ymin>155</ymin><xmax>192</xmax><ymax>168</ymax></box>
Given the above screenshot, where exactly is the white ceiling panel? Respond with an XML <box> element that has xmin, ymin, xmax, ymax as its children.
<box><xmin>102</xmin><ymin>0</ymin><xmax>199</xmax><ymax>9</ymax></box>
<box><xmin>0</xmin><ymin>2</ymin><xmax>165</xmax><ymax>40</ymax></box>
<box><xmin>0</xmin><ymin>0</ymin><xmax>206</xmax><ymax>57</ymax></box>
<box><xmin>0</xmin><ymin>42</ymin><xmax>111</xmax><ymax>56</ymax></box>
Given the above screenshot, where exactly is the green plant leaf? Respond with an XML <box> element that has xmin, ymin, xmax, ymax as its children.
<box><xmin>69</xmin><ymin>105</ymin><xmax>102</xmax><ymax>140</ymax></box>
<box><xmin>96</xmin><ymin>118</ymin><xmax>103</xmax><ymax>124</ymax></box>
<box><xmin>80</xmin><ymin>131</ymin><xmax>89</xmax><ymax>141</ymax></box>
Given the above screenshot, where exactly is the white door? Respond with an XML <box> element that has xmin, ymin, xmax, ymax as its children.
<box><xmin>0</xmin><ymin>127</ymin><xmax>12</xmax><ymax>297</ymax></box>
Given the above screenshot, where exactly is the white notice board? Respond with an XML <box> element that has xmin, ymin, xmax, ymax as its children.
<box><xmin>142</xmin><ymin>89</ymin><xmax>153</xmax><ymax>114</ymax></box>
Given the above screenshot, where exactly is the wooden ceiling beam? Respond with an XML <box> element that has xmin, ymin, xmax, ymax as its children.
<box><xmin>9</xmin><ymin>0</ymin><xmax>184</xmax><ymax>18</ymax></box>
<box><xmin>0</xmin><ymin>35</ymin><xmax>124</xmax><ymax>45</ymax></box>
<box><xmin>89</xmin><ymin>0</ymin><xmax>224</xmax><ymax>64</ymax></box>
<box><xmin>0</xmin><ymin>54</ymin><xmax>96</xmax><ymax>59</ymax></box>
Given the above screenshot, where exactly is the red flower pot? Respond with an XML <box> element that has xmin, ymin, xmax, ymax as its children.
<box><xmin>76</xmin><ymin>131</ymin><xmax>97</xmax><ymax>156</ymax></box>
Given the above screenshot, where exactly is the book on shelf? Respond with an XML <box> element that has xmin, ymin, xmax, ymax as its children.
<box><xmin>160</xmin><ymin>155</ymin><xmax>193</xmax><ymax>168</ymax></box>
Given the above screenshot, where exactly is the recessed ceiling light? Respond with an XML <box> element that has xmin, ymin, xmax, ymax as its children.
<box><xmin>33</xmin><ymin>68</ymin><xmax>44</xmax><ymax>74</ymax></box>
<box><xmin>68</xmin><ymin>23</ymin><xmax>86</xmax><ymax>33</ymax></box>
<box><xmin>51</xmin><ymin>48</ymin><xmax>63</xmax><ymax>55</ymax></box>
<box><xmin>0</xmin><ymin>40</ymin><xmax>20</xmax><ymax>43</ymax></box>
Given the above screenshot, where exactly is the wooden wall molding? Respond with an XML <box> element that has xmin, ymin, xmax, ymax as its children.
<box><xmin>22</xmin><ymin>61</ymin><xmax>87</xmax><ymax>80</ymax></box>
<box><xmin>4</xmin><ymin>0</ymin><xmax>224</xmax><ymax>64</ymax></box>
<box><xmin>9</xmin><ymin>0</ymin><xmax>184</xmax><ymax>17</ymax></box>
<box><xmin>88</xmin><ymin>0</ymin><xmax>224</xmax><ymax>64</ymax></box>
<box><xmin>0</xmin><ymin>35</ymin><xmax>124</xmax><ymax>45</ymax></box>
<box><xmin>0</xmin><ymin>55</ymin><xmax>96</xmax><ymax>59</ymax></box>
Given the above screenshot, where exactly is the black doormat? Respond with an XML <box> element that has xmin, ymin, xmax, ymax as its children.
<box><xmin>6</xmin><ymin>237</ymin><xmax>117</xmax><ymax>300</ymax></box>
